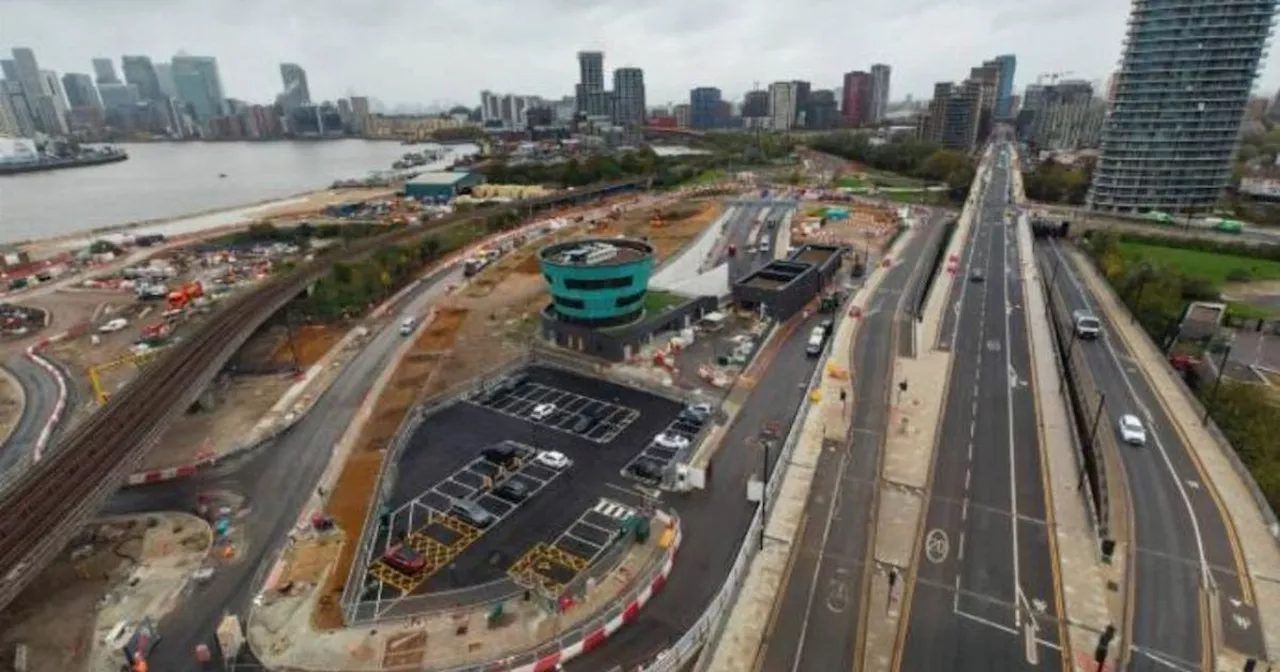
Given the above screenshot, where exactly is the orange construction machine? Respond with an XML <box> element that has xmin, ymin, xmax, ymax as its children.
<box><xmin>166</xmin><ymin>281</ymin><xmax>204</xmax><ymax>310</ymax></box>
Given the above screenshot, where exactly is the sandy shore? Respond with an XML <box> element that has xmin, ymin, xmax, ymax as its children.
<box><xmin>20</xmin><ymin>187</ymin><xmax>397</xmax><ymax>258</ymax></box>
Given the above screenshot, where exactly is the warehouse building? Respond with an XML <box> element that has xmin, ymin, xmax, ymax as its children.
<box><xmin>403</xmin><ymin>171</ymin><xmax>485</xmax><ymax>201</ymax></box>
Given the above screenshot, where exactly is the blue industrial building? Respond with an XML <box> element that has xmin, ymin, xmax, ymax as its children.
<box><xmin>404</xmin><ymin>171</ymin><xmax>484</xmax><ymax>201</ymax></box>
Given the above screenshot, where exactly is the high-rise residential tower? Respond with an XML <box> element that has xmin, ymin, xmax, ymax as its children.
<box><xmin>612</xmin><ymin>67</ymin><xmax>646</xmax><ymax>126</ymax></box>
<box><xmin>841</xmin><ymin>71</ymin><xmax>873</xmax><ymax>127</ymax></box>
<box><xmin>576</xmin><ymin>51</ymin><xmax>606</xmax><ymax>116</ymax></box>
<box><xmin>690</xmin><ymin>87</ymin><xmax>723</xmax><ymax>129</ymax></box>
<box><xmin>990</xmin><ymin>54</ymin><xmax>1016</xmax><ymax>119</ymax></box>
<box><xmin>92</xmin><ymin>58</ymin><xmax>119</xmax><ymax>84</ymax></box>
<box><xmin>869</xmin><ymin>64</ymin><xmax>892</xmax><ymax>124</ymax></box>
<box><xmin>1089</xmin><ymin>0</ymin><xmax>1278</xmax><ymax>214</ymax></box>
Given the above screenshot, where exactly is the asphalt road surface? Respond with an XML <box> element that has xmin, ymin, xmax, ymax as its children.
<box><xmin>566</xmin><ymin>309</ymin><xmax>829</xmax><ymax>671</ymax></box>
<box><xmin>754</xmin><ymin>208</ymin><xmax>949</xmax><ymax>672</ymax></box>
<box><xmin>1039</xmin><ymin>238</ymin><xmax>1265</xmax><ymax>671</ymax></box>
<box><xmin>103</xmin><ymin>263</ymin><xmax>465</xmax><ymax>671</ymax></box>
<box><xmin>898</xmin><ymin>144</ymin><xmax>1067</xmax><ymax>672</ymax></box>
<box><xmin>0</xmin><ymin>353</ymin><xmax>74</xmax><ymax>474</ymax></box>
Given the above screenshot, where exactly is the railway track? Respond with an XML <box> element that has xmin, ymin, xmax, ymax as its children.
<box><xmin>0</xmin><ymin>177</ymin><xmax>648</xmax><ymax>611</ymax></box>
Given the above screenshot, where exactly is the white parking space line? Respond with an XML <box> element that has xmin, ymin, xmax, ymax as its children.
<box><xmin>621</xmin><ymin>412</ymin><xmax>708</xmax><ymax>484</ymax></box>
<box><xmin>467</xmin><ymin>380</ymin><xmax>641</xmax><ymax>444</ymax></box>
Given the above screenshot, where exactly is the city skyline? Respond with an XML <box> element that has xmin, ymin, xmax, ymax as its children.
<box><xmin>9</xmin><ymin>0</ymin><xmax>1280</xmax><ymax>107</ymax></box>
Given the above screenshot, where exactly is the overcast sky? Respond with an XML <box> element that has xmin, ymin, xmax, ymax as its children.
<box><xmin>5</xmin><ymin>0</ymin><xmax>1280</xmax><ymax>109</ymax></box>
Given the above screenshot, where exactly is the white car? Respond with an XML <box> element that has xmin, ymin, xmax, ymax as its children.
<box><xmin>98</xmin><ymin>317</ymin><xmax>128</xmax><ymax>333</ymax></box>
<box><xmin>652</xmin><ymin>432</ymin><xmax>691</xmax><ymax>450</ymax></box>
<box><xmin>530</xmin><ymin>403</ymin><xmax>556</xmax><ymax>421</ymax></box>
<box><xmin>536</xmin><ymin>450</ymin><xmax>572</xmax><ymax>470</ymax></box>
<box><xmin>1118</xmin><ymin>414</ymin><xmax>1147</xmax><ymax>446</ymax></box>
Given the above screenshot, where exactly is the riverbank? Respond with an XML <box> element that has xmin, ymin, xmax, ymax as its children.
<box><xmin>1</xmin><ymin>140</ymin><xmax>471</xmax><ymax>243</ymax></box>
<box><xmin>18</xmin><ymin>186</ymin><xmax>397</xmax><ymax>258</ymax></box>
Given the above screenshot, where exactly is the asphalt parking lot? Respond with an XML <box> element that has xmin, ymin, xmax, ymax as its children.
<box><xmin>377</xmin><ymin>365</ymin><xmax>685</xmax><ymax>593</ymax></box>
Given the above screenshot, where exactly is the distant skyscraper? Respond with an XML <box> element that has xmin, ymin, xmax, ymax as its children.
<box><xmin>841</xmin><ymin>72</ymin><xmax>873</xmax><ymax>127</ymax></box>
<box><xmin>768</xmin><ymin>81</ymin><xmax>798</xmax><ymax>130</ymax></box>
<box><xmin>9</xmin><ymin>48</ymin><xmax>64</xmax><ymax>134</ymax></box>
<box><xmin>743</xmin><ymin>90</ymin><xmax>769</xmax><ymax>119</ymax></box>
<box><xmin>121</xmin><ymin>55</ymin><xmax>164</xmax><ymax>102</ymax></box>
<box><xmin>92</xmin><ymin>58</ymin><xmax>119</xmax><ymax>84</ymax></box>
<box><xmin>154</xmin><ymin>62</ymin><xmax>177</xmax><ymax>98</ymax></box>
<box><xmin>0</xmin><ymin>60</ymin><xmax>17</xmax><ymax>82</ymax></box>
<box><xmin>612</xmin><ymin>67</ymin><xmax>646</xmax><ymax>126</ymax></box>
<box><xmin>39</xmin><ymin>70</ymin><xmax>69</xmax><ymax>120</ymax></box>
<box><xmin>62</xmin><ymin>73</ymin><xmax>102</xmax><ymax>110</ymax></box>
<box><xmin>98</xmin><ymin>82</ymin><xmax>140</xmax><ymax>110</ymax></box>
<box><xmin>172</xmin><ymin>54</ymin><xmax>226</xmax><ymax>121</ymax></box>
<box><xmin>576</xmin><ymin>51</ymin><xmax>605</xmax><ymax>115</ymax></box>
<box><xmin>991</xmin><ymin>54</ymin><xmax>1016</xmax><ymax>119</ymax></box>
<box><xmin>869</xmin><ymin>64</ymin><xmax>892</xmax><ymax>123</ymax></box>
<box><xmin>1089</xmin><ymin>0</ymin><xmax>1278</xmax><ymax>214</ymax></box>
<box><xmin>690</xmin><ymin>87</ymin><xmax>723</xmax><ymax>129</ymax></box>
<box><xmin>10</xmin><ymin>48</ymin><xmax>43</xmax><ymax>100</ymax></box>
<box><xmin>279</xmin><ymin>63</ymin><xmax>311</xmax><ymax>108</ymax></box>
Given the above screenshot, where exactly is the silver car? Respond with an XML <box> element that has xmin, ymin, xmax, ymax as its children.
<box><xmin>1118</xmin><ymin>414</ymin><xmax>1147</xmax><ymax>446</ymax></box>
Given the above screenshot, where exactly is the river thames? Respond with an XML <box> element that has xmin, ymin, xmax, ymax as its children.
<box><xmin>0</xmin><ymin>140</ymin><xmax>441</xmax><ymax>244</ymax></box>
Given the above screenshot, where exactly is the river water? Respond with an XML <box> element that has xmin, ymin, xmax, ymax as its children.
<box><xmin>0</xmin><ymin>140</ymin><xmax>447</xmax><ymax>244</ymax></box>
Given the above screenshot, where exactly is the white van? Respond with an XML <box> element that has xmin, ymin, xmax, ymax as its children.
<box><xmin>399</xmin><ymin>316</ymin><xmax>417</xmax><ymax>336</ymax></box>
<box><xmin>805</xmin><ymin>326</ymin><xmax>828</xmax><ymax>357</ymax></box>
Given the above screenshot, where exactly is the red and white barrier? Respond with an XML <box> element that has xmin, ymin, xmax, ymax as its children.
<box><xmin>24</xmin><ymin>336</ymin><xmax>69</xmax><ymax>463</ymax></box>
<box><xmin>510</xmin><ymin>520</ymin><xmax>683</xmax><ymax>672</ymax></box>
<box><xmin>124</xmin><ymin>464</ymin><xmax>200</xmax><ymax>485</ymax></box>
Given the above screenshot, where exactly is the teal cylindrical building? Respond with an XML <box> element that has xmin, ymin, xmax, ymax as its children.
<box><xmin>538</xmin><ymin>238</ymin><xmax>656</xmax><ymax>328</ymax></box>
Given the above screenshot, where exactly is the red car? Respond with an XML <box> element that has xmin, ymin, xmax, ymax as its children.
<box><xmin>382</xmin><ymin>545</ymin><xmax>426</xmax><ymax>575</ymax></box>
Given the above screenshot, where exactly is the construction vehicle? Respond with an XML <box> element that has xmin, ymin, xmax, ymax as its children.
<box><xmin>464</xmin><ymin>248</ymin><xmax>502</xmax><ymax>277</ymax></box>
<box><xmin>166</xmin><ymin>281</ymin><xmax>204</xmax><ymax>311</ymax></box>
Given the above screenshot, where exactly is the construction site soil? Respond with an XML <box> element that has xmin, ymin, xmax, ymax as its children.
<box><xmin>0</xmin><ymin>514</ymin><xmax>210</xmax><ymax>672</ymax></box>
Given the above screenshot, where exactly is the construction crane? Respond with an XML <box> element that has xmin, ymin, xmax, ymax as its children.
<box><xmin>1036</xmin><ymin>71</ymin><xmax>1075</xmax><ymax>85</ymax></box>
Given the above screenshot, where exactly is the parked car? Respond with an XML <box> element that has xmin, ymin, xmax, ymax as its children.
<box><xmin>481</xmin><ymin>443</ymin><xmax>524</xmax><ymax>467</ymax></box>
<box><xmin>450</xmin><ymin>499</ymin><xmax>496</xmax><ymax>528</ymax></box>
<box><xmin>628</xmin><ymin>458</ymin><xmax>664</xmax><ymax>482</ymax></box>
<box><xmin>652</xmin><ymin>432</ymin><xmax>691</xmax><ymax>450</ymax></box>
<box><xmin>536</xmin><ymin>450</ymin><xmax>572</xmax><ymax>470</ymax></box>
<box><xmin>572</xmin><ymin>414</ymin><xmax>597</xmax><ymax>433</ymax></box>
<box><xmin>530</xmin><ymin>403</ymin><xmax>556</xmax><ymax>421</ymax></box>
<box><xmin>494</xmin><ymin>479</ymin><xmax>531</xmax><ymax>503</ymax></box>
<box><xmin>1118</xmin><ymin>414</ymin><xmax>1147</xmax><ymax>446</ymax></box>
<box><xmin>98</xmin><ymin>317</ymin><xmax>129</xmax><ymax>333</ymax></box>
<box><xmin>678</xmin><ymin>403</ymin><xmax>714</xmax><ymax>425</ymax></box>
<box><xmin>382</xmin><ymin>545</ymin><xmax>426</xmax><ymax>574</ymax></box>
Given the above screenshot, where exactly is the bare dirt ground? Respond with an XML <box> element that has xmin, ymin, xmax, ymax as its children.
<box><xmin>0</xmin><ymin>369</ymin><xmax>20</xmax><ymax>443</ymax></box>
<box><xmin>142</xmin><ymin>373</ymin><xmax>298</xmax><ymax>470</ymax></box>
<box><xmin>794</xmin><ymin>201</ymin><xmax>901</xmax><ymax>253</ymax></box>
<box><xmin>269</xmin><ymin>325</ymin><xmax>349</xmax><ymax>369</ymax></box>
<box><xmin>0</xmin><ymin>513</ymin><xmax>211</xmax><ymax>672</ymax></box>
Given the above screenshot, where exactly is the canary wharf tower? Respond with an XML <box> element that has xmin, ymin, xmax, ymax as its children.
<box><xmin>1088</xmin><ymin>0</ymin><xmax>1279</xmax><ymax>214</ymax></box>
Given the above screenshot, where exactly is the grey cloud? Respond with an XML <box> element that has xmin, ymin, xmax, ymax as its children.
<box><xmin>2</xmin><ymin>0</ymin><xmax>1279</xmax><ymax>108</ymax></box>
